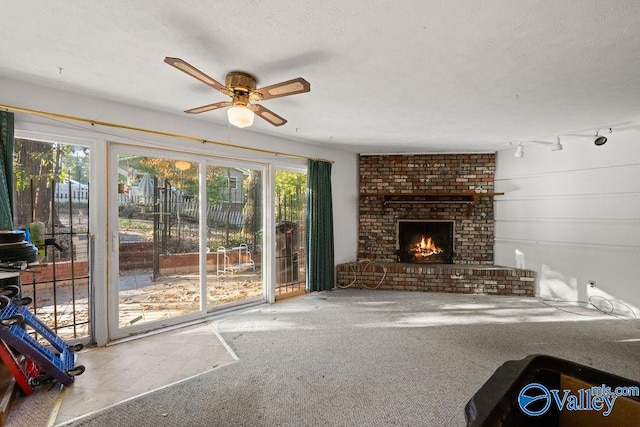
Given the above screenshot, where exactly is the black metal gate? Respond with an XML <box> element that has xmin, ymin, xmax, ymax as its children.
<box><xmin>19</xmin><ymin>179</ymin><xmax>91</xmax><ymax>342</ymax></box>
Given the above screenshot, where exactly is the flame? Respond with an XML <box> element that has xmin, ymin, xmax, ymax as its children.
<box><xmin>409</xmin><ymin>235</ymin><xmax>443</xmax><ymax>258</ymax></box>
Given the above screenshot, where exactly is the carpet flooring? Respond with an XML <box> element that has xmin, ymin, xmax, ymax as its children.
<box><xmin>58</xmin><ymin>289</ymin><xmax>640</xmax><ymax>426</ymax></box>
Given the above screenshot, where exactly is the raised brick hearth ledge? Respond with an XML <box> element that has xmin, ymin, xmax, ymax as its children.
<box><xmin>336</xmin><ymin>261</ymin><xmax>536</xmax><ymax>296</ymax></box>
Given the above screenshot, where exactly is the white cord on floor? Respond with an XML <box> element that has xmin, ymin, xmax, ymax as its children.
<box><xmin>538</xmin><ymin>296</ymin><xmax>638</xmax><ymax>319</ymax></box>
<box><xmin>339</xmin><ymin>258</ymin><xmax>389</xmax><ymax>290</ymax></box>
<box><xmin>588</xmin><ymin>295</ymin><xmax>638</xmax><ymax>319</ymax></box>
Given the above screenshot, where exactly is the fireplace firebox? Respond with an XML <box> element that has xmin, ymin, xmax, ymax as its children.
<box><xmin>397</xmin><ymin>220</ymin><xmax>454</xmax><ymax>264</ymax></box>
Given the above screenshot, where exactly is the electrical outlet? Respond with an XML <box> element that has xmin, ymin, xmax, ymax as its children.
<box><xmin>588</xmin><ymin>280</ymin><xmax>596</xmax><ymax>288</ymax></box>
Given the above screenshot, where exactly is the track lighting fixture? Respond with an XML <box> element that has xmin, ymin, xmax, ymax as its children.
<box><xmin>510</xmin><ymin>125</ymin><xmax>620</xmax><ymax>158</ymax></box>
<box><xmin>593</xmin><ymin>129</ymin><xmax>609</xmax><ymax>146</ymax></box>
<box><xmin>550</xmin><ymin>136</ymin><xmax>563</xmax><ymax>151</ymax></box>
<box><xmin>513</xmin><ymin>137</ymin><xmax>562</xmax><ymax>158</ymax></box>
<box><xmin>514</xmin><ymin>144</ymin><xmax>524</xmax><ymax>158</ymax></box>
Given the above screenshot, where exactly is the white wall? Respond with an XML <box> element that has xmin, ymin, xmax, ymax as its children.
<box><xmin>495</xmin><ymin>129</ymin><xmax>640</xmax><ymax>316</ymax></box>
<box><xmin>1</xmin><ymin>76</ymin><xmax>359</xmax><ymax>343</ymax></box>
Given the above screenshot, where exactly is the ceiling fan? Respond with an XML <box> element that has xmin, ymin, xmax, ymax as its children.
<box><xmin>164</xmin><ymin>57</ymin><xmax>310</xmax><ymax>128</ymax></box>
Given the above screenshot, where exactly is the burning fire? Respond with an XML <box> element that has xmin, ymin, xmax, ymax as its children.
<box><xmin>409</xmin><ymin>235</ymin><xmax>443</xmax><ymax>258</ymax></box>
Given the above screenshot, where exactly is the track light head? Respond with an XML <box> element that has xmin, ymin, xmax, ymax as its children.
<box><xmin>594</xmin><ymin>129</ymin><xmax>608</xmax><ymax>146</ymax></box>
<box><xmin>514</xmin><ymin>144</ymin><xmax>524</xmax><ymax>158</ymax></box>
<box><xmin>551</xmin><ymin>136</ymin><xmax>563</xmax><ymax>151</ymax></box>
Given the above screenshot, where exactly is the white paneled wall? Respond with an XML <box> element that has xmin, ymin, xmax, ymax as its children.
<box><xmin>495</xmin><ymin>129</ymin><xmax>640</xmax><ymax>315</ymax></box>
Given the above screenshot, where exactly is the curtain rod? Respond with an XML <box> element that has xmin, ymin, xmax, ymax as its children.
<box><xmin>0</xmin><ymin>103</ymin><xmax>333</xmax><ymax>163</ymax></box>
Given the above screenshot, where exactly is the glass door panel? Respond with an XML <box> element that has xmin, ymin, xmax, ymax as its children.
<box><xmin>205</xmin><ymin>165</ymin><xmax>263</xmax><ymax>308</ymax></box>
<box><xmin>274</xmin><ymin>170</ymin><xmax>307</xmax><ymax>299</ymax></box>
<box><xmin>115</xmin><ymin>152</ymin><xmax>201</xmax><ymax>330</ymax></box>
<box><xmin>13</xmin><ymin>138</ymin><xmax>91</xmax><ymax>342</ymax></box>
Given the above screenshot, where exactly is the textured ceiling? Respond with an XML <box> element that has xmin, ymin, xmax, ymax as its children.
<box><xmin>2</xmin><ymin>1</ymin><xmax>640</xmax><ymax>153</ymax></box>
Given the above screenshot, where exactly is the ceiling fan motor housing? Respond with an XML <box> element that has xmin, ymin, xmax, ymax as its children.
<box><xmin>226</xmin><ymin>72</ymin><xmax>256</xmax><ymax>93</ymax></box>
<box><xmin>226</xmin><ymin>72</ymin><xmax>258</xmax><ymax>106</ymax></box>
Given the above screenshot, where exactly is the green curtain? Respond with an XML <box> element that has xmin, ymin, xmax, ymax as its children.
<box><xmin>306</xmin><ymin>159</ymin><xmax>335</xmax><ymax>292</ymax></box>
<box><xmin>0</xmin><ymin>112</ymin><xmax>14</xmax><ymax>230</ymax></box>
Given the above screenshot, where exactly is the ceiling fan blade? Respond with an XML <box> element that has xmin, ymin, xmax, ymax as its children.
<box><xmin>185</xmin><ymin>101</ymin><xmax>232</xmax><ymax>114</ymax></box>
<box><xmin>253</xmin><ymin>77</ymin><xmax>310</xmax><ymax>100</ymax></box>
<box><xmin>164</xmin><ymin>57</ymin><xmax>231</xmax><ymax>96</ymax></box>
<box><xmin>250</xmin><ymin>104</ymin><xmax>287</xmax><ymax>126</ymax></box>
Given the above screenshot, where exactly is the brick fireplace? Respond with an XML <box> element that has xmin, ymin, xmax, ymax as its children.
<box><xmin>336</xmin><ymin>153</ymin><xmax>535</xmax><ymax>296</ymax></box>
<box><xmin>358</xmin><ymin>153</ymin><xmax>497</xmax><ymax>263</ymax></box>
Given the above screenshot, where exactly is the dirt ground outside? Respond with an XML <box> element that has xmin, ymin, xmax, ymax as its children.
<box><xmin>118</xmin><ymin>270</ymin><xmax>263</xmax><ymax>327</ymax></box>
<box><xmin>22</xmin><ymin>269</ymin><xmax>263</xmax><ymax>342</ymax></box>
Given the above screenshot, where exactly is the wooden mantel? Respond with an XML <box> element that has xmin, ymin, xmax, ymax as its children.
<box><xmin>360</xmin><ymin>192</ymin><xmax>504</xmax><ymax>215</ymax></box>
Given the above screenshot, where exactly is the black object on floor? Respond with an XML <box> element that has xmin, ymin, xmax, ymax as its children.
<box><xmin>465</xmin><ymin>354</ymin><xmax>640</xmax><ymax>426</ymax></box>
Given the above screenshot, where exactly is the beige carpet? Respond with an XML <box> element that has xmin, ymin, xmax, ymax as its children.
<box><xmin>53</xmin><ymin>289</ymin><xmax>640</xmax><ymax>426</ymax></box>
<box><xmin>5</xmin><ymin>384</ymin><xmax>62</xmax><ymax>427</ymax></box>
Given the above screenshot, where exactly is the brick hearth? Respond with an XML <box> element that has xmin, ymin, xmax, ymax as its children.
<box><xmin>341</xmin><ymin>153</ymin><xmax>537</xmax><ymax>297</ymax></box>
<box><xmin>336</xmin><ymin>262</ymin><xmax>535</xmax><ymax>295</ymax></box>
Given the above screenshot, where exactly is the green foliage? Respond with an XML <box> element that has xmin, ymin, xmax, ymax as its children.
<box><xmin>13</xmin><ymin>139</ymin><xmax>90</xmax><ymax>226</ymax></box>
<box><xmin>275</xmin><ymin>170</ymin><xmax>306</xmax><ymax>197</ymax></box>
<box><xmin>65</xmin><ymin>146</ymin><xmax>90</xmax><ymax>183</ymax></box>
<box><xmin>275</xmin><ymin>170</ymin><xmax>306</xmax><ymax>222</ymax></box>
<box><xmin>14</xmin><ymin>140</ymin><xmax>76</xmax><ymax>191</ymax></box>
<box><xmin>206</xmin><ymin>166</ymin><xmax>233</xmax><ymax>206</ymax></box>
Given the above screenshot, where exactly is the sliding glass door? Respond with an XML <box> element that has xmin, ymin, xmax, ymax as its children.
<box><xmin>108</xmin><ymin>144</ymin><xmax>265</xmax><ymax>339</ymax></box>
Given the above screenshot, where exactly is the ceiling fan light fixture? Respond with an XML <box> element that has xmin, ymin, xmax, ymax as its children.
<box><xmin>227</xmin><ymin>105</ymin><xmax>254</xmax><ymax>128</ymax></box>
